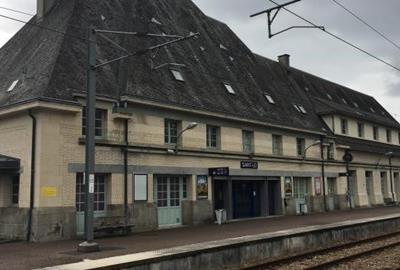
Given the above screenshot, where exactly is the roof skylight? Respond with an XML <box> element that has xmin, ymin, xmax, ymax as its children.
<box><xmin>220</xmin><ymin>44</ymin><xmax>228</xmax><ymax>50</ymax></box>
<box><xmin>326</xmin><ymin>93</ymin><xmax>332</xmax><ymax>100</ymax></box>
<box><xmin>370</xmin><ymin>107</ymin><xmax>376</xmax><ymax>113</ymax></box>
<box><xmin>342</xmin><ymin>98</ymin><xmax>348</xmax><ymax>105</ymax></box>
<box><xmin>264</xmin><ymin>94</ymin><xmax>275</xmax><ymax>104</ymax></box>
<box><xmin>293</xmin><ymin>104</ymin><xmax>301</xmax><ymax>112</ymax></box>
<box><xmin>298</xmin><ymin>105</ymin><xmax>307</xmax><ymax>114</ymax></box>
<box><xmin>170</xmin><ymin>69</ymin><xmax>184</xmax><ymax>82</ymax></box>
<box><xmin>151</xmin><ymin>17</ymin><xmax>162</xmax><ymax>25</ymax></box>
<box><xmin>224</xmin><ymin>83</ymin><xmax>235</xmax><ymax>95</ymax></box>
<box><xmin>353</xmin><ymin>102</ymin><xmax>359</xmax><ymax>108</ymax></box>
<box><xmin>101</xmin><ymin>15</ymin><xmax>106</xmax><ymax>21</ymax></box>
<box><xmin>7</xmin><ymin>80</ymin><xmax>19</xmax><ymax>92</ymax></box>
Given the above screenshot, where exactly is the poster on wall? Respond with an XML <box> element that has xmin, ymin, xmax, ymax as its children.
<box><xmin>197</xmin><ymin>175</ymin><xmax>208</xmax><ymax>200</ymax></box>
<box><xmin>315</xmin><ymin>177</ymin><xmax>322</xmax><ymax>196</ymax></box>
<box><xmin>284</xmin><ymin>176</ymin><xmax>292</xmax><ymax>197</ymax></box>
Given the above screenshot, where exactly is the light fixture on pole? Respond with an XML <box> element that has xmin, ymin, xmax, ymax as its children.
<box><xmin>174</xmin><ymin>122</ymin><xmax>198</xmax><ymax>153</ymax></box>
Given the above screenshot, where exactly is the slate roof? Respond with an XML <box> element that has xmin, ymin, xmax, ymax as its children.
<box><xmin>0</xmin><ymin>0</ymin><xmax>399</xmax><ymax>138</ymax></box>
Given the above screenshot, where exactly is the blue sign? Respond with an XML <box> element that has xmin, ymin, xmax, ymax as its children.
<box><xmin>208</xmin><ymin>167</ymin><xmax>229</xmax><ymax>177</ymax></box>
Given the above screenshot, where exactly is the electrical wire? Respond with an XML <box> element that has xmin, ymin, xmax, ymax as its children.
<box><xmin>0</xmin><ymin>6</ymin><xmax>34</xmax><ymax>16</ymax></box>
<box><xmin>331</xmin><ymin>0</ymin><xmax>400</xmax><ymax>52</ymax></box>
<box><xmin>268</xmin><ymin>0</ymin><xmax>400</xmax><ymax>73</ymax></box>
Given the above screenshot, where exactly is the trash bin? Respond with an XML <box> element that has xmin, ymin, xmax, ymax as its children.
<box><xmin>215</xmin><ymin>209</ymin><xmax>227</xmax><ymax>225</ymax></box>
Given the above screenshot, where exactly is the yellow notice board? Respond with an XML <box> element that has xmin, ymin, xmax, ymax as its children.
<box><xmin>41</xmin><ymin>187</ymin><xmax>58</xmax><ymax>198</ymax></box>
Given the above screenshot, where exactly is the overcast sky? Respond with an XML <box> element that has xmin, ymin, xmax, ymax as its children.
<box><xmin>0</xmin><ymin>0</ymin><xmax>399</xmax><ymax>119</ymax></box>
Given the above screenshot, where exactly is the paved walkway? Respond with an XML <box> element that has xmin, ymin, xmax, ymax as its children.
<box><xmin>2</xmin><ymin>206</ymin><xmax>400</xmax><ymax>270</ymax></box>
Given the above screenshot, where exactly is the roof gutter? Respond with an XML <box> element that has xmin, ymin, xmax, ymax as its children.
<box><xmin>27</xmin><ymin>110</ymin><xmax>36</xmax><ymax>242</ymax></box>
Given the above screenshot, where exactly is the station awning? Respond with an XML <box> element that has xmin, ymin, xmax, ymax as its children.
<box><xmin>0</xmin><ymin>154</ymin><xmax>20</xmax><ymax>174</ymax></box>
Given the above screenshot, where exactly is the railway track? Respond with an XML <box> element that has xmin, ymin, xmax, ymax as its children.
<box><xmin>244</xmin><ymin>231</ymin><xmax>400</xmax><ymax>270</ymax></box>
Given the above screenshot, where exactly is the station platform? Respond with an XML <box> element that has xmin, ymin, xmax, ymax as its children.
<box><xmin>2</xmin><ymin>206</ymin><xmax>400</xmax><ymax>270</ymax></box>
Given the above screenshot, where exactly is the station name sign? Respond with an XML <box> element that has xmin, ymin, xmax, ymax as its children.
<box><xmin>208</xmin><ymin>167</ymin><xmax>230</xmax><ymax>177</ymax></box>
<box><xmin>240</xmin><ymin>161</ymin><xmax>258</xmax><ymax>169</ymax></box>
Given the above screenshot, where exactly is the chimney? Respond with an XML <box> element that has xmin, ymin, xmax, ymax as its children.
<box><xmin>37</xmin><ymin>0</ymin><xmax>56</xmax><ymax>20</ymax></box>
<box><xmin>278</xmin><ymin>54</ymin><xmax>290</xmax><ymax>68</ymax></box>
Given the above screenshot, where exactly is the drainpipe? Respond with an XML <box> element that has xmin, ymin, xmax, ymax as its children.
<box><xmin>27</xmin><ymin>110</ymin><xmax>36</xmax><ymax>242</ymax></box>
<box><xmin>123</xmin><ymin>119</ymin><xmax>129</xmax><ymax>228</ymax></box>
<box><xmin>320</xmin><ymin>136</ymin><xmax>327</xmax><ymax>212</ymax></box>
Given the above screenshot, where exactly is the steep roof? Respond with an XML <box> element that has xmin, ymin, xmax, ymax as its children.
<box><xmin>0</xmin><ymin>0</ymin><xmax>398</xmax><ymax>136</ymax></box>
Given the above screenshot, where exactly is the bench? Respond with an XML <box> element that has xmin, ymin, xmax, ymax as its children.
<box><xmin>93</xmin><ymin>216</ymin><xmax>135</xmax><ymax>235</ymax></box>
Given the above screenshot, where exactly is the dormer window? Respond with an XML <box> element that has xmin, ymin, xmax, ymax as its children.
<box><xmin>224</xmin><ymin>83</ymin><xmax>235</xmax><ymax>95</ymax></box>
<box><xmin>7</xmin><ymin>80</ymin><xmax>19</xmax><ymax>92</ymax></box>
<box><xmin>264</xmin><ymin>94</ymin><xmax>275</xmax><ymax>104</ymax></box>
<box><xmin>170</xmin><ymin>69</ymin><xmax>184</xmax><ymax>82</ymax></box>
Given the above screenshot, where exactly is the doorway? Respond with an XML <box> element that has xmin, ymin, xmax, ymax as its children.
<box><xmin>232</xmin><ymin>181</ymin><xmax>261</xmax><ymax>219</ymax></box>
<box><xmin>155</xmin><ymin>176</ymin><xmax>186</xmax><ymax>227</ymax></box>
<box><xmin>267</xmin><ymin>179</ymin><xmax>281</xmax><ymax>216</ymax></box>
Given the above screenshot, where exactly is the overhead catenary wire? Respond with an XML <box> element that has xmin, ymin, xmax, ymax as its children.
<box><xmin>331</xmin><ymin>0</ymin><xmax>400</xmax><ymax>52</ymax></box>
<box><xmin>268</xmin><ymin>0</ymin><xmax>400</xmax><ymax>73</ymax></box>
<box><xmin>0</xmin><ymin>6</ymin><xmax>34</xmax><ymax>16</ymax></box>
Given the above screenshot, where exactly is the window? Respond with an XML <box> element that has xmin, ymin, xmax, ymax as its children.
<box><xmin>327</xmin><ymin>142</ymin><xmax>335</xmax><ymax>160</ymax></box>
<box><xmin>264</xmin><ymin>94</ymin><xmax>275</xmax><ymax>104</ymax></box>
<box><xmin>76</xmin><ymin>173</ymin><xmax>106</xmax><ymax>213</ymax></box>
<box><xmin>370</xmin><ymin>107</ymin><xmax>375</xmax><ymax>113</ymax></box>
<box><xmin>373</xmin><ymin>126</ymin><xmax>379</xmax><ymax>140</ymax></box>
<box><xmin>242</xmin><ymin>130</ymin><xmax>254</xmax><ymax>153</ymax></box>
<box><xmin>296</xmin><ymin>138</ymin><xmax>305</xmax><ymax>157</ymax></box>
<box><xmin>327</xmin><ymin>178</ymin><xmax>336</xmax><ymax>194</ymax></box>
<box><xmin>293</xmin><ymin>177</ymin><xmax>310</xmax><ymax>199</ymax></box>
<box><xmin>387</xmin><ymin>129</ymin><xmax>392</xmax><ymax>143</ymax></box>
<box><xmin>298</xmin><ymin>105</ymin><xmax>307</xmax><ymax>114</ymax></box>
<box><xmin>342</xmin><ymin>98</ymin><xmax>348</xmax><ymax>105</ymax></box>
<box><xmin>7</xmin><ymin>80</ymin><xmax>19</xmax><ymax>92</ymax></box>
<box><xmin>398</xmin><ymin>132</ymin><xmax>400</xmax><ymax>145</ymax></box>
<box><xmin>224</xmin><ymin>83</ymin><xmax>235</xmax><ymax>94</ymax></box>
<box><xmin>293</xmin><ymin>104</ymin><xmax>301</xmax><ymax>112</ymax></box>
<box><xmin>206</xmin><ymin>125</ymin><xmax>219</xmax><ymax>149</ymax></box>
<box><xmin>340</xmin><ymin>118</ymin><xmax>348</xmax><ymax>135</ymax></box>
<box><xmin>326</xmin><ymin>94</ymin><xmax>332</xmax><ymax>100</ymax></box>
<box><xmin>272</xmin><ymin>134</ymin><xmax>283</xmax><ymax>156</ymax></box>
<box><xmin>12</xmin><ymin>175</ymin><xmax>19</xmax><ymax>205</ymax></box>
<box><xmin>164</xmin><ymin>119</ymin><xmax>180</xmax><ymax>144</ymax></box>
<box><xmin>357</xmin><ymin>122</ymin><xmax>364</xmax><ymax>138</ymax></box>
<box><xmin>353</xmin><ymin>102</ymin><xmax>359</xmax><ymax>108</ymax></box>
<box><xmin>170</xmin><ymin>69</ymin><xmax>184</xmax><ymax>82</ymax></box>
<box><xmin>82</xmin><ymin>108</ymin><xmax>107</xmax><ymax>138</ymax></box>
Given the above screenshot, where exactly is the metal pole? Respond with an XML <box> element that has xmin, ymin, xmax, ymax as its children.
<box><xmin>389</xmin><ymin>155</ymin><xmax>395</xmax><ymax>202</ymax></box>
<box><xmin>78</xmin><ymin>27</ymin><xmax>99</xmax><ymax>252</ymax></box>
<box><xmin>320</xmin><ymin>138</ymin><xmax>327</xmax><ymax>212</ymax></box>
<box><xmin>346</xmin><ymin>162</ymin><xmax>352</xmax><ymax>209</ymax></box>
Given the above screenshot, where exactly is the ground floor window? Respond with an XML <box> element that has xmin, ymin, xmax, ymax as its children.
<box><xmin>76</xmin><ymin>173</ymin><xmax>106</xmax><ymax>213</ymax></box>
<box><xmin>12</xmin><ymin>175</ymin><xmax>19</xmax><ymax>205</ymax></box>
<box><xmin>156</xmin><ymin>176</ymin><xmax>187</xmax><ymax>208</ymax></box>
<box><xmin>327</xmin><ymin>177</ymin><xmax>336</xmax><ymax>194</ymax></box>
<box><xmin>293</xmin><ymin>178</ymin><xmax>310</xmax><ymax>199</ymax></box>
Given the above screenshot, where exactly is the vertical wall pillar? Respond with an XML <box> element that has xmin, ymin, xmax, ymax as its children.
<box><xmin>354</xmin><ymin>169</ymin><xmax>368</xmax><ymax>207</ymax></box>
<box><xmin>372</xmin><ymin>170</ymin><xmax>384</xmax><ymax>205</ymax></box>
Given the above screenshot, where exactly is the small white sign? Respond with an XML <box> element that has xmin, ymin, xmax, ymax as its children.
<box><xmin>89</xmin><ymin>174</ymin><xmax>95</xmax><ymax>194</ymax></box>
<box><xmin>134</xmin><ymin>175</ymin><xmax>148</xmax><ymax>201</ymax></box>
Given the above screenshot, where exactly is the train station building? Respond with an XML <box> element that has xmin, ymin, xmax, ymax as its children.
<box><xmin>0</xmin><ymin>0</ymin><xmax>399</xmax><ymax>242</ymax></box>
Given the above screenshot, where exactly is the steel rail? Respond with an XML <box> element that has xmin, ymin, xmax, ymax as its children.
<box><xmin>244</xmin><ymin>231</ymin><xmax>400</xmax><ymax>270</ymax></box>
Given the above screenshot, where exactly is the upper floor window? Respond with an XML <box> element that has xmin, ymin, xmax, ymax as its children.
<box><xmin>340</xmin><ymin>118</ymin><xmax>348</xmax><ymax>135</ymax></box>
<box><xmin>242</xmin><ymin>130</ymin><xmax>254</xmax><ymax>153</ymax></box>
<box><xmin>296</xmin><ymin>138</ymin><xmax>305</xmax><ymax>157</ymax></box>
<box><xmin>373</xmin><ymin>126</ymin><xmax>379</xmax><ymax>140</ymax></box>
<box><xmin>82</xmin><ymin>108</ymin><xmax>107</xmax><ymax>138</ymax></box>
<box><xmin>206</xmin><ymin>125</ymin><xmax>219</xmax><ymax>149</ymax></box>
<box><xmin>357</xmin><ymin>122</ymin><xmax>364</xmax><ymax>138</ymax></box>
<box><xmin>164</xmin><ymin>119</ymin><xmax>181</xmax><ymax>144</ymax></box>
<box><xmin>327</xmin><ymin>142</ymin><xmax>335</xmax><ymax>160</ymax></box>
<box><xmin>272</xmin><ymin>134</ymin><xmax>283</xmax><ymax>156</ymax></box>
<box><xmin>12</xmin><ymin>175</ymin><xmax>19</xmax><ymax>205</ymax></box>
<box><xmin>387</xmin><ymin>129</ymin><xmax>392</xmax><ymax>143</ymax></box>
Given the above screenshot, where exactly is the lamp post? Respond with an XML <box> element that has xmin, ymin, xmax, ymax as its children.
<box><xmin>174</xmin><ymin>122</ymin><xmax>198</xmax><ymax>153</ymax></box>
<box><xmin>302</xmin><ymin>139</ymin><xmax>327</xmax><ymax>212</ymax></box>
